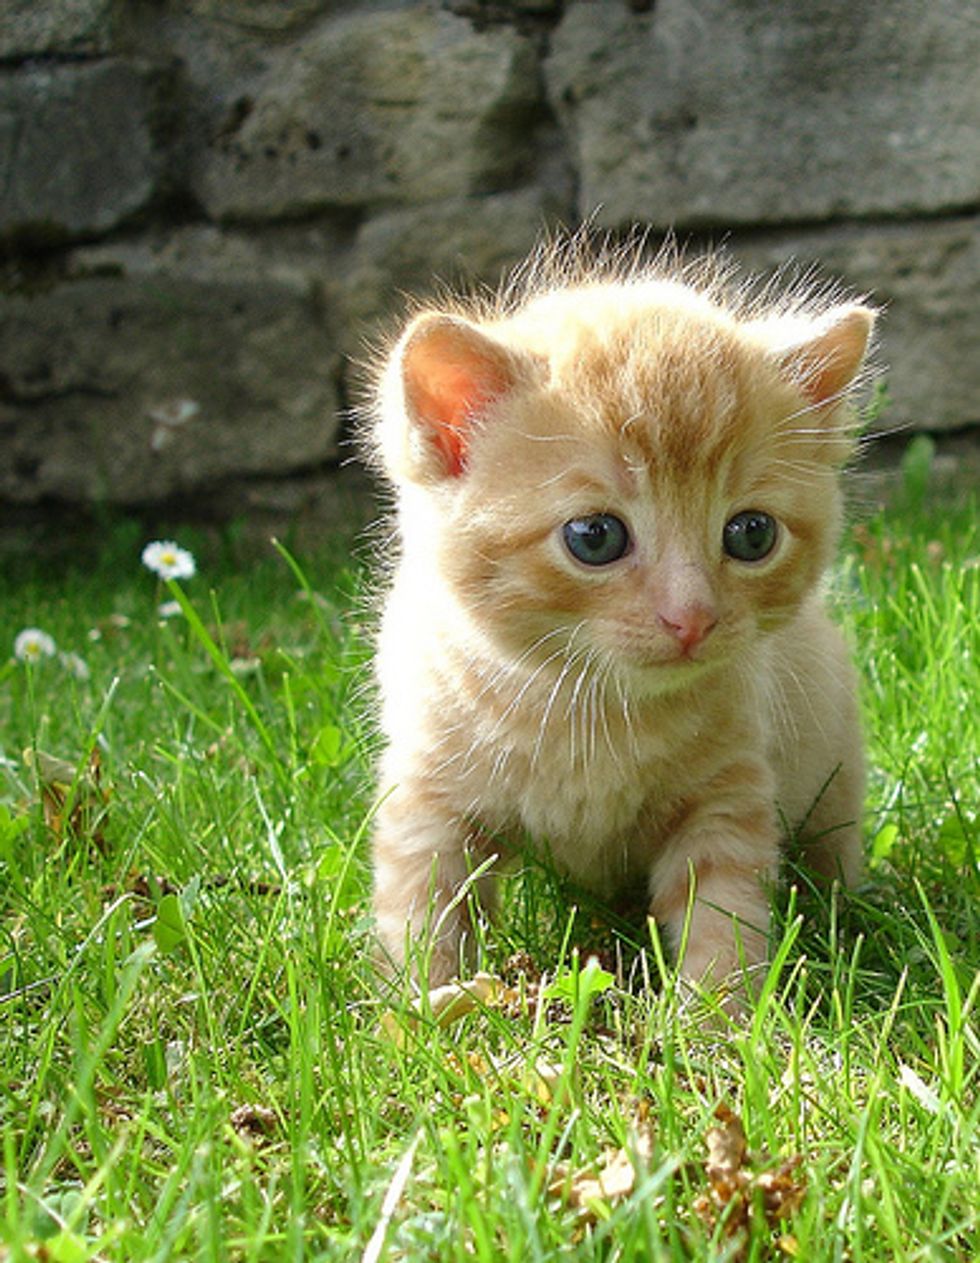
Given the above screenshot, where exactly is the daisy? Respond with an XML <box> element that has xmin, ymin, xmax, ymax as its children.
<box><xmin>60</xmin><ymin>651</ymin><xmax>91</xmax><ymax>681</ymax></box>
<box><xmin>14</xmin><ymin>628</ymin><xmax>56</xmax><ymax>664</ymax></box>
<box><xmin>141</xmin><ymin>540</ymin><xmax>197</xmax><ymax>581</ymax></box>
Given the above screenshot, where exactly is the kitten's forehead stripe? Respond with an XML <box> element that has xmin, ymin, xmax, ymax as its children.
<box><xmin>537</xmin><ymin>313</ymin><xmax>761</xmax><ymax>491</ymax></box>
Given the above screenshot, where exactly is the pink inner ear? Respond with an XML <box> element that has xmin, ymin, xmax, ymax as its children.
<box><xmin>402</xmin><ymin>319</ymin><xmax>515</xmax><ymax>478</ymax></box>
<box><xmin>789</xmin><ymin>307</ymin><xmax>875</xmax><ymax>407</ymax></box>
<box><xmin>801</xmin><ymin>349</ymin><xmax>856</xmax><ymax>407</ymax></box>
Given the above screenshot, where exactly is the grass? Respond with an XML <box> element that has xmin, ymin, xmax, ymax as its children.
<box><xmin>0</xmin><ymin>468</ymin><xmax>977</xmax><ymax>1262</ymax></box>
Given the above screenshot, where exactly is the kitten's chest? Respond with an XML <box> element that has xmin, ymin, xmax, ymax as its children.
<box><xmin>482</xmin><ymin>731</ymin><xmax>647</xmax><ymax>849</ymax></box>
<box><xmin>472</xmin><ymin>742</ymin><xmax>650</xmax><ymax>890</ymax></box>
<box><xmin>447</xmin><ymin>664</ymin><xmax>711</xmax><ymax>887</ymax></box>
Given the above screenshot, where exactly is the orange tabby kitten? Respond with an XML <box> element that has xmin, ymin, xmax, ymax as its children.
<box><xmin>364</xmin><ymin>242</ymin><xmax>874</xmax><ymax>994</ymax></box>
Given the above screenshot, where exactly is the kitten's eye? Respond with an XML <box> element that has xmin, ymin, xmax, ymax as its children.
<box><xmin>562</xmin><ymin>514</ymin><xmax>631</xmax><ymax>567</ymax></box>
<box><xmin>723</xmin><ymin>511</ymin><xmax>778</xmax><ymax>562</ymax></box>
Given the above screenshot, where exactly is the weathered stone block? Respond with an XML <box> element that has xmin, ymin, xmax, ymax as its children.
<box><xmin>0</xmin><ymin>0</ymin><xmax>115</xmax><ymax>60</ymax></box>
<box><xmin>0</xmin><ymin>231</ymin><xmax>341</xmax><ymax>504</ymax></box>
<box><xmin>0</xmin><ymin>60</ymin><xmax>166</xmax><ymax>241</ymax></box>
<box><xmin>547</xmin><ymin>0</ymin><xmax>980</xmax><ymax>229</ymax></box>
<box><xmin>731</xmin><ymin>216</ymin><xmax>980</xmax><ymax>431</ymax></box>
<box><xmin>192</xmin><ymin>7</ymin><xmax>542</xmax><ymax>221</ymax></box>
<box><xmin>338</xmin><ymin>188</ymin><xmax>564</xmax><ymax>350</ymax></box>
<box><xmin>184</xmin><ymin>0</ymin><xmax>337</xmax><ymax>33</ymax></box>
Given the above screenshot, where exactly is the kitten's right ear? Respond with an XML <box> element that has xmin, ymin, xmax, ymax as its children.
<box><xmin>770</xmin><ymin>305</ymin><xmax>877</xmax><ymax>407</ymax></box>
<box><xmin>389</xmin><ymin>314</ymin><xmax>524</xmax><ymax>481</ymax></box>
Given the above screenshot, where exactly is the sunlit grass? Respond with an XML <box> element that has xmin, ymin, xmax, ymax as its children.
<box><xmin>0</xmin><ymin>468</ymin><xmax>976</xmax><ymax>1261</ymax></box>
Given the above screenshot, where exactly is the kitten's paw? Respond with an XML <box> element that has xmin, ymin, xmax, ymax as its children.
<box><xmin>676</xmin><ymin>940</ymin><xmax>767</xmax><ymax>1022</ymax></box>
<box><xmin>674</xmin><ymin>977</ymin><xmax>746</xmax><ymax>1029</ymax></box>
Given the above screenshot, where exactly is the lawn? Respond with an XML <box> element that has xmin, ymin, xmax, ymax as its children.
<box><xmin>0</xmin><ymin>456</ymin><xmax>977</xmax><ymax>1261</ymax></box>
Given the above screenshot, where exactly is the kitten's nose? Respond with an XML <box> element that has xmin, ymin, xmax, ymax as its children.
<box><xmin>657</xmin><ymin>605</ymin><xmax>718</xmax><ymax>654</ymax></box>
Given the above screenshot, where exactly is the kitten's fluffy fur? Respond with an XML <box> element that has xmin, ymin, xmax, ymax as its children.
<box><xmin>364</xmin><ymin>239</ymin><xmax>874</xmax><ymax>992</ymax></box>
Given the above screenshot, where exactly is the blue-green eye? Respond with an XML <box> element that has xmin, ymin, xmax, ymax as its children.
<box><xmin>723</xmin><ymin>510</ymin><xmax>778</xmax><ymax>562</ymax></box>
<box><xmin>562</xmin><ymin>514</ymin><xmax>631</xmax><ymax>566</ymax></box>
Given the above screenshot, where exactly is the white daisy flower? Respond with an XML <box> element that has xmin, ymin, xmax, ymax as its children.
<box><xmin>141</xmin><ymin>540</ymin><xmax>197</xmax><ymax>581</ymax></box>
<box><xmin>14</xmin><ymin>628</ymin><xmax>56</xmax><ymax>664</ymax></box>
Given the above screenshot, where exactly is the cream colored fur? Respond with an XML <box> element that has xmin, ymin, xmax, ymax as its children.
<box><xmin>364</xmin><ymin>245</ymin><xmax>874</xmax><ymax>994</ymax></box>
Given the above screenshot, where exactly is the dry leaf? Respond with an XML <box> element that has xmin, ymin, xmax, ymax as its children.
<box><xmin>703</xmin><ymin>1101</ymin><xmax>749</xmax><ymax>1208</ymax></box>
<box><xmin>551</xmin><ymin>1120</ymin><xmax>655</xmax><ymax>1223</ymax></box>
<box><xmin>382</xmin><ymin>973</ymin><xmax>502</xmax><ymax>1046</ymax></box>
<box><xmin>230</xmin><ymin>1102</ymin><xmax>278</xmax><ymax>1140</ymax></box>
<box><xmin>427</xmin><ymin>972</ymin><xmax>501</xmax><ymax>1023</ymax></box>
<box><xmin>694</xmin><ymin>1102</ymin><xmax>807</xmax><ymax>1257</ymax></box>
<box><xmin>25</xmin><ymin>746</ymin><xmax>111</xmax><ymax>852</ymax></box>
<box><xmin>755</xmin><ymin>1157</ymin><xmax>806</xmax><ymax>1221</ymax></box>
<box><xmin>522</xmin><ymin>1056</ymin><xmax>562</xmax><ymax>1105</ymax></box>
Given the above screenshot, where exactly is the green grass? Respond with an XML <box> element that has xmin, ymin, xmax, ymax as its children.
<box><xmin>0</xmin><ymin>474</ymin><xmax>977</xmax><ymax>1262</ymax></box>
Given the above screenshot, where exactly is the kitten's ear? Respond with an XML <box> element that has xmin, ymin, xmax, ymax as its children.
<box><xmin>395</xmin><ymin>314</ymin><xmax>524</xmax><ymax>480</ymax></box>
<box><xmin>772</xmin><ymin>305</ymin><xmax>876</xmax><ymax>406</ymax></box>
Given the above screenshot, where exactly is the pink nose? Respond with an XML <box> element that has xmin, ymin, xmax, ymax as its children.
<box><xmin>657</xmin><ymin>606</ymin><xmax>718</xmax><ymax>654</ymax></box>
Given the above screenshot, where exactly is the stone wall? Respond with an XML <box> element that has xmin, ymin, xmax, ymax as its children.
<box><xmin>2</xmin><ymin>0</ymin><xmax>978</xmax><ymax>515</ymax></box>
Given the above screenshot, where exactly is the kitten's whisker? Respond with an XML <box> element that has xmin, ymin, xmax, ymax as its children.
<box><xmin>467</xmin><ymin>639</ymin><xmax>572</xmax><ymax>764</ymax></box>
<box><xmin>595</xmin><ymin>657</ymin><xmax>621</xmax><ymax>773</ymax></box>
<box><xmin>537</xmin><ymin>468</ymin><xmax>582</xmax><ymax>490</ymax></box>
<box><xmin>534</xmin><ymin>653</ymin><xmax>576</xmax><ymax>771</ymax></box>
<box><xmin>767</xmin><ymin>666</ymin><xmax>800</xmax><ymax>751</ymax></box>
<box><xmin>513</xmin><ymin>430</ymin><xmax>591</xmax><ymax>445</ymax></box>
<box><xmin>618</xmin><ymin>408</ymin><xmax>647</xmax><ymax>436</ymax></box>
<box><xmin>765</xmin><ymin>468</ymin><xmax>835</xmax><ymax>491</ymax></box>
<box><xmin>573</xmin><ymin>649</ymin><xmax>601</xmax><ymax>772</ymax></box>
<box><xmin>613</xmin><ymin>671</ymin><xmax>641</xmax><ymax>764</ymax></box>
<box><xmin>587</xmin><ymin>658</ymin><xmax>602</xmax><ymax>770</ymax></box>
<box><xmin>579</xmin><ymin>648</ymin><xmax>605</xmax><ymax>773</ymax></box>
<box><xmin>532</xmin><ymin>628</ymin><xmax>588</xmax><ymax>771</ymax></box>
<box><xmin>488</xmin><ymin>742</ymin><xmax>513</xmax><ymax>789</ymax></box>
<box><xmin>775</xmin><ymin>366</ymin><xmax>876</xmax><ymax>429</ymax></box>
<box><xmin>447</xmin><ymin>651</ymin><xmax>563</xmax><ymax>778</ymax></box>
<box><xmin>564</xmin><ymin>647</ymin><xmax>594</xmax><ymax>771</ymax></box>
<box><xmin>767</xmin><ymin>456</ymin><xmax>833</xmax><ymax>476</ymax></box>
<box><xmin>772</xmin><ymin>654</ymin><xmax>833</xmax><ymax>747</ymax></box>
<box><xmin>469</xmin><ymin>626</ymin><xmax>569</xmax><ymax>704</ymax></box>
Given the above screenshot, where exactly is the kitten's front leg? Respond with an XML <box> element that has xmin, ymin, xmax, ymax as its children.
<box><xmin>372</xmin><ymin>787</ymin><xmax>490</xmax><ymax>987</ymax></box>
<box><xmin>649</xmin><ymin>766</ymin><xmax>780</xmax><ymax>994</ymax></box>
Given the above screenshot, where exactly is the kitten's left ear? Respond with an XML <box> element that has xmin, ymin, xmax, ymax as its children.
<box><xmin>772</xmin><ymin>304</ymin><xmax>877</xmax><ymax>406</ymax></box>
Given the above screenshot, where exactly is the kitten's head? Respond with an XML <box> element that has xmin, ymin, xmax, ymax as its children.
<box><xmin>369</xmin><ymin>262</ymin><xmax>875</xmax><ymax>695</ymax></box>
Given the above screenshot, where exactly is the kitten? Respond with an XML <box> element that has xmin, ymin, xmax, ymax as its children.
<box><xmin>363</xmin><ymin>240</ymin><xmax>874</xmax><ymax>995</ymax></box>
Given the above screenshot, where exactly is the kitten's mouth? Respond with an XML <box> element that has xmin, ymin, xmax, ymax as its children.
<box><xmin>613</xmin><ymin>634</ymin><xmax>728</xmax><ymax>692</ymax></box>
<box><xmin>617</xmin><ymin>656</ymin><xmax>719</xmax><ymax>701</ymax></box>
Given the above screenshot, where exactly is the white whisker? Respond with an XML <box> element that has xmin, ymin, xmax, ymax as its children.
<box><xmin>531</xmin><ymin>627</ymin><xmax>588</xmax><ymax>771</ymax></box>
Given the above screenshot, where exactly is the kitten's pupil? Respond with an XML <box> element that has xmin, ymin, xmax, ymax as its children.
<box><xmin>563</xmin><ymin>514</ymin><xmax>630</xmax><ymax>566</ymax></box>
<box><xmin>723</xmin><ymin>511</ymin><xmax>778</xmax><ymax>562</ymax></box>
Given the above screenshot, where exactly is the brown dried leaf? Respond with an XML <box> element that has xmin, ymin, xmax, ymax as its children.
<box><xmin>756</xmin><ymin>1156</ymin><xmax>807</xmax><ymax>1221</ymax></box>
<box><xmin>695</xmin><ymin>1102</ymin><xmax>807</xmax><ymax>1255</ymax></box>
<box><xmin>25</xmin><ymin>746</ymin><xmax>111</xmax><ymax>852</ymax></box>
<box><xmin>230</xmin><ymin>1102</ymin><xmax>279</xmax><ymax>1140</ymax></box>
<box><xmin>552</xmin><ymin>1121</ymin><xmax>655</xmax><ymax>1222</ymax></box>
<box><xmin>427</xmin><ymin>972</ymin><xmax>501</xmax><ymax>1024</ymax></box>
<box><xmin>381</xmin><ymin>973</ymin><xmax>503</xmax><ymax>1047</ymax></box>
<box><xmin>705</xmin><ymin>1101</ymin><xmax>748</xmax><ymax>1180</ymax></box>
<box><xmin>523</xmin><ymin>1056</ymin><xmax>563</xmax><ymax>1105</ymax></box>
